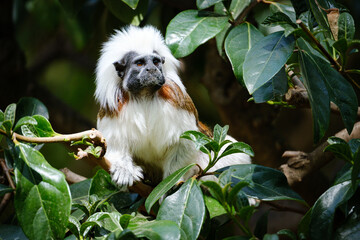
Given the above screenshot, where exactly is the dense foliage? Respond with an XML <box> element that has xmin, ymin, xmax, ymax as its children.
<box><xmin>1</xmin><ymin>0</ymin><xmax>360</xmax><ymax>239</ymax></box>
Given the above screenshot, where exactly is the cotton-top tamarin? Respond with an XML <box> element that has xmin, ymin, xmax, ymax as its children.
<box><xmin>95</xmin><ymin>26</ymin><xmax>251</xmax><ymax>187</ymax></box>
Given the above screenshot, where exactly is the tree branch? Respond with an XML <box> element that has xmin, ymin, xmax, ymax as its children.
<box><xmin>280</xmin><ymin>121</ymin><xmax>360</xmax><ymax>186</ymax></box>
<box><xmin>0</xmin><ymin>158</ymin><xmax>15</xmax><ymax>215</ymax></box>
<box><xmin>60</xmin><ymin>168</ymin><xmax>87</xmax><ymax>184</ymax></box>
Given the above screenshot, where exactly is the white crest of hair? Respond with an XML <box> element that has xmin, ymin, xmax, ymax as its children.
<box><xmin>95</xmin><ymin>25</ymin><xmax>183</xmax><ymax>111</ymax></box>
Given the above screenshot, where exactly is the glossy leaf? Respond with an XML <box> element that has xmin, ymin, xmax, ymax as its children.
<box><xmin>89</xmin><ymin>169</ymin><xmax>117</xmax><ymax>199</ymax></box>
<box><xmin>0</xmin><ymin>183</ymin><xmax>14</xmax><ymax>196</ymax></box>
<box><xmin>277</xmin><ymin>229</ymin><xmax>297</xmax><ymax>240</ymax></box>
<box><xmin>298</xmin><ymin>39</ymin><xmax>330</xmax><ymax>142</ymax></box>
<box><xmin>12</xmin><ymin>143</ymin><xmax>71</xmax><ymax>240</ymax></box>
<box><xmin>347</xmin><ymin>139</ymin><xmax>360</xmax><ymax>155</ymax></box>
<box><xmin>308</xmin><ymin>0</ymin><xmax>333</xmax><ymax>37</ymax></box>
<box><xmin>166</xmin><ymin>10</ymin><xmax>229</xmax><ymax>58</ymax></box>
<box><xmin>15</xmin><ymin>97</ymin><xmax>49</xmax><ymax>122</ymax></box>
<box><xmin>180</xmin><ymin>130</ymin><xmax>211</xmax><ymax>154</ymax></box>
<box><xmin>204</xmin><ymin>195</ymin><xmax>226</xmax><ymax>218</ymax></box>
<box><xmin>262</xmin><ymin>12</ymin><xmax>297</xmax><ymax>36</ymax></box>
<box><xmin>338</xmin><ymin>12</ymin><xmax>355</xmax><ymax>40</ymax></box>
<box><xmin>70</xmin><ymin>179</ymin><xmax>91</xmax><ymax>204</ymax></box>
<box><xmin>197</xmin><ymin>0</ymin><xmax>222</xmax><ymax>10</ymax></box>
<box><xmin>269</xmin><ymin>0</ymin><xmax>296</xmax><ymax>22</ymax></box>
<box><xmin>4</xmin><ymin>103</ymin><xmax>16</xmax><ymax>128</ymax></box>
<box><xmin>145</xmin><ymin>163</ymin><xmax>196</xmax><ymax>213</ymax></box>
<box><xmin>130</xmin><ymin>220</ymin><xmax>181</xmax><ymax>240</ymax></box>
<box><xmin>243</xmin><ymin>31</ymin><xmax>295</xmax><ymax>94</ymax></box>
<box><xmin>218</xmin><ymin>164</ymin><xmax>305</xmax><ymax>203</ymax></box>
<box><xmin>32</xmin><ymin>115</ymin><xmax>58</xmax><ymax>137</ymax></box>
<box><xmin>351</xmin><ymin>150</ymin><xmax>360</xmax><ymax>189</ymax></box>
<box><xmin>225</xmin><ymin>22</ymin><xmax>264</xmax><ymax>83</ymax></box>
<box><xmin>219</xmin><ymin>142</ymin><xmax>254</xmax><ymax>160</ymax></box>
<box><xmin>324</xmin><ymin>136</ymin><xmax>353</xmax><ymax>162</ymax></box>
<box><xmin>122</xmin><ymin>0</ymin><xmax>139</xmax><ymax>10</ymax></box>
<box><xmin>68</xmin><ymin>215</ymin><xmax>81</xmax><ymax>239</ymax></box>
<box><xmin>228</xmin><ymin>181</ymin><xmax>250</xmax><ymax>205</ymax></box>
<box><xmin>0</xmin><ymin>109</ymin><xmax>4</xmax><ymax>123</ymax></box>
<box><xmin>214</xmin><ymin>0</ymin><xmax>252</xmax><ymax>56</ymax></box>
<box><xmin>213</xmin><ymin>124</ymin><xmax>228</xmax><ymax>144</ymax></box>
<box><xmin>105</xmin><ymin>229</ymin><xmax>137</xmax><ymax>240</ymax></box>
<box><xmin>298</xmin><ymin>39</ymin><xmax>358</xmax><ymax>140</ymax></box>
<box><xmin>201</xmin><ymin>181</ymin><xmax>225</xmax><ymax>203</ymax></box>
<box><xmin>13</xmin><ymin>116</ymin><xmax>37</xmax><ymax>131</ymax></box>
<box><xmin>252</xmin><ymin>66</ymin><xmax>288</xmax><ymax>103</ymax></box>
<box><xmin>310</xmin><ymin>180</ymin><xmax>355</xmax><ymax>240</ymax></box>
<box><xmin>158</xmin><ymin>178</ymin><xmax>205</xmax><ymax>240</ymax></box>
<box><xmin>0</xmin><ymin>225</ymin><xmax>28</xmax><ymax>240</ymax></box>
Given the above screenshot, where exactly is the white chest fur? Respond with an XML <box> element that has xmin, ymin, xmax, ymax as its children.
<box><xmin>97</xmin><ymin>96</ymin><xmax>198</xmax><ymax>165</ymax></box>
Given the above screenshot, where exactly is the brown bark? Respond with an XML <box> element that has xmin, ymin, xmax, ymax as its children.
<box><xmin>280</xmin><ymin>121</ymin><xmax>360</xmax><ymax>186</ymax></box>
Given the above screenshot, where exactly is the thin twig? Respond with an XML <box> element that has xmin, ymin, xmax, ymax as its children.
<box><xmin>0</xmin><ymin>159</ymin><xmax>15</xmax><ymax>189</ymax></box>
<box><xmin>233</xmin><ymin>0</ymin><xmax>261</xmax><ymax>26</ymax></box>
<box><xmin>0</xmin><ymin>159</ymin><xmax>15</xmax><ymax>215</ymax></box>
<box><xmin>280</xmin><ymin>121</ymin><xmax>360</xmax><ymax>186</ymax></box>
<box><xmin>60</xmin><ymin>168</ymin><xmax>87</xmax><ymax>184</ymax></box>
<box><xmin>296</xmin><ymin>20</ymin><xmax>341</xmax><ymax>71</ymax></box>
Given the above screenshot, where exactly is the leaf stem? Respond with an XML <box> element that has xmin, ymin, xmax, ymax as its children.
<box><xmin>296</xmin><ymin>20</ymin><xmax>341</xmax><ymax>71</ymax></box>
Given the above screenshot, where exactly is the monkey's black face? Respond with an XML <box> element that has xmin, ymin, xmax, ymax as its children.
<box><xmin>113</xmin><ymin>51</ymin><xmax>165</xmax><ymax>96</ymax></box>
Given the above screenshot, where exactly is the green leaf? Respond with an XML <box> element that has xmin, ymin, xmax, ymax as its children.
<box><xmin>130</xmin><ymin>220</ymin><xmax>181</xmax><ymax>240</ymax></box>
<box><xmin>277</xmin><ymin>229</ymin><xmax>297</xmax><ymax>240</ymax></box>
<box><xmin>0</xmin><ymin>225</ymin><xmax>28</xmax><ymax>240</ymax></box>
<box><xmin>298</xmin><ymin>209</ymin><xmax>311</xmax><ymax>240</ymax></box>
<box><xmin>1</xmin><ymin>121</ymin><xmax>13</xmax><ymax>136</ymax></box>
<box><xmin>308</xmin><ymin>0</ymin><xmax>334</xmax><ymax>37</ymax></box>
<box><xmin>263</xmin><ymin>234</ymin><xmax>279</xmax><ymax>240</ymax></box>
<box><xmin>297</xmin><ymin>39</ymin><xmax>330</xmax><ymax>143</ymax></box>
<box><xmin>219</xmin><ymin>142</ymin><xmax>254</xmax><ymax>160</ymax></box>
<box><xmin>120</xmin><ymin>214</ymin><xmax>132</xmax><ymax>229</ymax></box>
<box><xmin>269</xmin><ymin>0</ymin><xmax>296</xmax><ymax>22</ymax></box>
<box><xmin>4</xmin><ymin>103</ymin><xmax>16</xmax><ymax>128</ymax></box>
<box><xmin>262</xmin><ymin>12</ymin><xmax>297</xmax><ymax>36</ymax></box>
<box><xmin>166</xmin><ymin>10</ymin><xmax>229</xmax><ymax>58</ymax></box>
<box><xmin>338</xmin><ymin>12</ymin><xmax>355</xmax><ymax>40</ymax></box>
<box><xmin>310</xmin><ymin>180</ymin><xmax>355</xmax><ymax>240</ymax></box>
<box><xmin>15</xmin><ymin>97</ymin><xmax>49</xmax><ymax>122</ymax></box>
<box><xmin>180</xmin><ymin>130</ymin><xmax>212</xmax><ymax>154</ymax></box>
<box><xmin>197</xmin><ymin>0</ymin><xmax>222</xmax><ymax>10</ymax></box>
<box><xmin>158</xmin><ymin>178</ymin><xmax>205</xmax><ymax>240</ymax></box>
<box><xmin>227</xmin><ymin>181</ymin><xmax>250</xmax><ymax>205</ymax></box>
<box><xmin>13</xmin><ymin>116</ymin><xmax>37</xmax><ymax>132</ymax></box>
<box><xmin>201</xmin><ymin>181</ymin><xmax>225</xmax><ymax>204</ymax></box>
<box><xmin>225</xmin><ymin>22</ymin><xmax>264</xmax><ymax>83</ymax></box>
<box><xmin>68</xmin><ymin>215</ymin><xmax>81</xmax><ymax>239</ymax></box>
<box><xmin>122</xmin><ymin>0</ymin><xmax>139</xmax><ymax>10</ymax></box>
<box><xmin>298</xmin><ymin>39</ymin><xmax>358</xmax><ymax>140</ymax></box>
<box><xmin>145</xmin><ymin>163</ymin><xmax>196</xmax><ymax>213</ymax></box>
<box><xmin>218</xmin><ymin>164</ymin><xmax>305</xmax><ymax>203</ymax></box>
<box><xmin>243</xmin><ymin>31</ymin><xmax>295</xmax><ymax>94</ymax></box>
<box><xmin>348</xmin><ymin>139</ymin><xmax>360</xmax><ymax>155</ymax></box>
<box><xmin>213</xmin><ymin>124</ymin><xmax>228</xmax><ymax>144</ymax></box>
<box><xmin>252</xmin><ymin>66</ymin><xmax>288</xmax><ymax>103</ymax></box>
<box><xmin>89</xmin><ymin>169</ymin><xmax>118</xmax><ymax>199</ymax></box>
<box><xmin>103</xmin><ymin>0</ymin><xmax>148</xmax><ymax>26</ymax></box>
<box><xmin>204</xmin><ymin>195</ymin><xmax>226</xmax><ymax>218</ymax></box>
<box><xmin>351</xmin><ymin>149</ymin><xmax>360</xmax><ymax>189</ymax></box>
<box><xmin>32</xmin><ymin>115</ymin><xmax>58</xmax><ymax>137</ymax></box>
<box><xmin>324</xmin><ymin>136</ymin><xmax>353</xmax><ymax>163</ymax></box>
<box><xmin>12</xmin><ymin>143</ymin><xmax>71</xmax><ymax>240</ymax></box>
<box><xmin>70</xmin><ymin>179</ymin><xmax>91</xmax><ymax>204</ymax></box>
<box><xmin>0</xmin><ymin>183</ymin><xmax>14</xmax><ymax>196</ymax></box>
<box><xmin>105</xmin><ymin>229</ymin><xmax>137</xmax><ymax>240</ymax></box>
<box><xmin>0</xmin><ymin>109</ymin><xmax>4</xmax><ymax>123</ymax></box>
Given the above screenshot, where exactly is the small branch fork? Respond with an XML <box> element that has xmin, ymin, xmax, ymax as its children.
<box><xmin>0</xmin><ymin>158</ymin><xmax>16</xmax><ymax>214</ymax></box>
<box><xmin>280</xmin><ymin>121</ymin><xmax>360</xmax><ymax>186</ymax></box>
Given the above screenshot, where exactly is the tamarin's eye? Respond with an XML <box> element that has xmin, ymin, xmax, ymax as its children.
<box><xmin>153</xmin><ymin>58</ymin><xmax>160</xmax><ymax>65</ymax></box>
<box><xmin>135</xmin><ymin>60</ymin><xmax>144</xmax><ymax>66</ymax></box>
